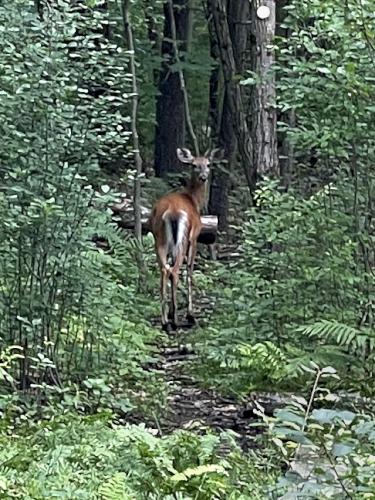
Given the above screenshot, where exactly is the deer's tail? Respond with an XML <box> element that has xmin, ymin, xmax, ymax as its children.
<box><xmin>162</xmin><ymin>209</ymin><xmax>188</xmax><ymax>265</ymax></box>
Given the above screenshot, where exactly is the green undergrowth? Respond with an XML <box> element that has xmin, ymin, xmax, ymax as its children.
<box><xmin>259</xmin><ymin>367</ymin><xmax>375</xmax><ymax>498</ymax></box>
<box><xmin>0</xmin><ymin>0</ymin><xmax>167</xmax><ymax>424</ymax></box>
<box><xmin>191</xmin><ymin>179</ymin><xmax>374</xmax><ymax>397</ymax></box>
<box><xmin>0</xmin><ymin>411</ymin><xmax>278</xmax><ymax>499</ymax></box>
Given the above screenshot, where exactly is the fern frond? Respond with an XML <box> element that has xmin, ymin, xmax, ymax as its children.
<box><xmin>170</xmin><ymin>464</ymin><xmax>226</xmax><ymax>482</ymax></box>
<box><xmin>98</xmin><ymin>472</ymin><xmax>135</xmax><ymax>500</ymax></box>
<box><xmin>298</xmin><ymin>320</ymin><xmax>375</xmax><ymax>354</ymax></box>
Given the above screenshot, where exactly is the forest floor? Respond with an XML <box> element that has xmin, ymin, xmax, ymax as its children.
<box><xmin>133</xmin><ymin>245</ymin><xmax>287</xmax><ymax>450</ymax></box>
<box><xmin>153</xmin><ymin>330</ymin><xmax>259</xmax><ymax>450</ymax></box>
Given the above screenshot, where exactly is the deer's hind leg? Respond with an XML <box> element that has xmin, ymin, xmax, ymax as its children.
<box><xmin>156</xmin><ymin>244</ymin><xmax>170</xmax><ymax>331</ymax></box>
<box><xmin>186</xmin><ymin>240</ymin><xmax>197</xmax><ymax>325</ymax></box>
<box><xmin>169</xmin><ymin>248</ymin><xmax>186</xmax><ymax>330</ymax></box>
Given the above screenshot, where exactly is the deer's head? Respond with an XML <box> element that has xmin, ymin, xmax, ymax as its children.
<box><xmin>177</xmin><ymin>148</ymin><xmax>221</xmax><ymax>184</ymax></box>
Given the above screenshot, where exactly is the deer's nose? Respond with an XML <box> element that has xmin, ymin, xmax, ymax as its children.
<box><xmin>199</xmin><ymin>174</ymin><xmax>208</xmax><ymax>182</ymax></box>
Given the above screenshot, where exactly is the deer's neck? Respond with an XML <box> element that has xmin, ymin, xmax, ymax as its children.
<box><xmin>185</xmin><ymin>178</ymin><xmax>207</xmax><ymax>212</ymax></box>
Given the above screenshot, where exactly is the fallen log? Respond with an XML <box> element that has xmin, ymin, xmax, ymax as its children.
<box><xmin>111</xmin><ymin>198</ymin><xmax>218</xmax><ymax>245</ymax></box>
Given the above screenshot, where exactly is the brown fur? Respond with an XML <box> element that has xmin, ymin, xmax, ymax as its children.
<box><xmin>150</xmin><ymin>150</ymin><xmax>212</xmax><ymax>330</ymax></box>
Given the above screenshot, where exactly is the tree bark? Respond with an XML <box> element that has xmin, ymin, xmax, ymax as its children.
<box><xmin>122</xmin><ymin>0</ymin><xmax>142</xmax><ymax>242</ymax></box>
<box><xmin>206</xmin><ymin>0</ymin><xmax>221</xmax><ymax>145</ymax></box>
<box><xmin>207</xmin><ymin>2</ymin><xmax>230</xmax><ymax>232</ymax></box>
<box><xmin>209</xmin><ymin>93</ymin><xmax>235</xmax><ymax>232</ymax></box>
<box><xmin>207</xmin><ymin>0</ymin><xmax>251</xmax><ymax>231</ymax></box>
<box><xmin>122</xmin><ymin>0</ymin><xmax>145</xmax><ymax>287</ymax></box>
<box><xmin>228</xmin><ymin>0</ymin><xmax>251</xmax><ymax>71</ymax></box>
<box><xmin>250</xmin><ymin>0</ymin><xmax>279</xmax><ymax>176</ymax></box>
<box><xmin>154</xmin><ymin>0</ymin><xmax>191</xmax><ymax>177</ymax></box>
<box><xmin>276</xmin><ymin>0</ymin><xmax>294</xmax><ymax>187</ymax></box>
<box><xmin>207</xmin><ymin>0</ymin><xmax>256</xmax><ymax>194</ymax></box>
<box><xmin>144</xmin><ymin>0</ymin><xmax>162</xmax><ymax>88</ymax></box>
<box><xmin>167</xmin><ymin>0</ymin><xmax>199</xmax><ymax>156</ymax></box>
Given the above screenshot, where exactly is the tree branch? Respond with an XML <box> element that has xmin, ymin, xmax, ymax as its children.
<box><xmin>122</xmin><ymin>0</ymin><xmax>143</xmax><ymax>242</ymax></box>
<box><xmin>167</xmin><ymin>0</ymin><xmax>199</xmax><ymax>155</ymax></box>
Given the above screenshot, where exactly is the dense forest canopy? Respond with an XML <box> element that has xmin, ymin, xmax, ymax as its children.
<box><xmin>0</xmin><ymin>0</ymin><xmax>374</xmax><ymax>498</ymax></box>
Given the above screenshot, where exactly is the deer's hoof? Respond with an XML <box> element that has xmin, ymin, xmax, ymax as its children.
<box><xmin>162</xmin><ymin>322</ymin><xmax>171</xmax><ymax>333</ymax></box>
<box><xmin>170</xmin><ymin>321</ymin><xmax>178</xmax><ymax>331</ymax></box>
<box><xmin>186</xmin><ymin>314</ymin><xmax>196</xmax><ymax>326</ymax></box>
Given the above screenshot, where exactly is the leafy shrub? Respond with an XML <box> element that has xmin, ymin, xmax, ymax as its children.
<box><xmin>259</xmin><ymin>364</ymin><xmax>375</xmax><ymax>499</ymax></box>
<box><xmin>0</xmin><ymin>412</ymin><xmax>278</xmax><ymax>499</ymax></box>
<box><xmin>195</xmin><ymin>179</ymin><xmax>372</xmax><ymax>393</ymax></box>
<box><xmin>277</xmin><ymin>0</ymin><xmax>375</xmax><ymax>166</ymax></box>
<box><xmin>0</xmin><ymin>0</ymin><xmax>162</xmax><ymax>414</ymax></box>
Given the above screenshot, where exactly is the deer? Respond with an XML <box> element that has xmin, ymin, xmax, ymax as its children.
<box><xmin>150</xmin><ymin>147</ymin><xmax>220</xmax><ymax>331</ymax></box>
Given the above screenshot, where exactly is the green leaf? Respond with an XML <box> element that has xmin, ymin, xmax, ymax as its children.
<box><xmin>332</xmin><ymin>442</ymin><xmax>354</xmax><ymax>457</ymax></box>
<box><xmin>311</xmin><ymin>409</ymin><xmax>356</xmax><ymax>425</ymax></box>
<box><xmin>317</xmin><ymin>67</ymin><xmax>331</xmax><ymax>75</ymax></box>
<box><xmin>170</xmin><ymin>464</ymin><xmax>226</xmax><ymax>482</ymax></box>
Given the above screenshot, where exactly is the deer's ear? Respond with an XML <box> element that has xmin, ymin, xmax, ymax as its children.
<box><xmin>177</xmin><ymin>148</ymin><xmax>194</xmax><ymax>164</ymax></box>
<box><xmin>204</xmin><ymin>147</ymin><xmax>224</xmax><ymax>163</ymax></box>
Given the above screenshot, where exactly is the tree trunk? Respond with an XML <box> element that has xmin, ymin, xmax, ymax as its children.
<box><xmin>250</xmin><ymin>0</ymin><xmax>279</xmax><ymax>176</ymax></box>
<box><xmin>166</xmin><ymin>0</ymin><xmax>199</xmax><ymax>156</ymax></box>
<box><xmin>209</xmin><ymin>93</ymin><xmax>235</xmax><ymax>232</ymax></box>
<box><xmin>206</xmin><ymin>0</ymin><xmax>222</xmax><ymax>145</ymax></box>
<box><xmin>276</xmin><ymin>0</ymin><xmax>294</xmax><ymax>187</ymax></box>
<box><xmin>122</xmin><ymin>0</ymin><xmax>142</xmax><ymax>242</ymax></box>
<box><xmin>122</xmin><ymin>0</ymin><xmax>145</xmax><ymax>288</ymax></box>
<box><xmin>207</xmin><ymin>0</ymin><xmax>256</xmax><ymax>195</ymax></box>
<box><xmin>207</xmin><ymin>0</ymin><xmax>251</xmax><ymax>231</ymax></box>
<box><xmin>144</xmin><ymin>0</ymin><xmax>162</xmax><ymax>88</ymax></box>
<box><xmin>154</xmin><ymin>0</ymin><xmax>191</xmax><ymax>177</ymax></box>
<box><xmin>207</xmin><ymin>1</ymin><xmax>231</xmax><ymax>232</ymax></box>
<box><xmin>228</xmin><ymin>0</ymin><xmax>251</xmax><ymax>71</ymax></box>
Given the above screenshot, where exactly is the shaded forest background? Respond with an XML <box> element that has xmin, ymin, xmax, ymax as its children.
<box><xmin>0</xmin><ymin>0</ymin><xmax>374</xmax><ymax>498</ymax></box>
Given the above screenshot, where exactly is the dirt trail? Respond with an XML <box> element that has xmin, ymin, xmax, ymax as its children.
<box><xmin>153</xmin><ymin>335</ymin><xmax>260</xmax><ymax>450</ymax></box>
<box><xmin>135</xmin><ymin>246</ymin><xmax>286</xmax><ymax>448</ymax></box>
